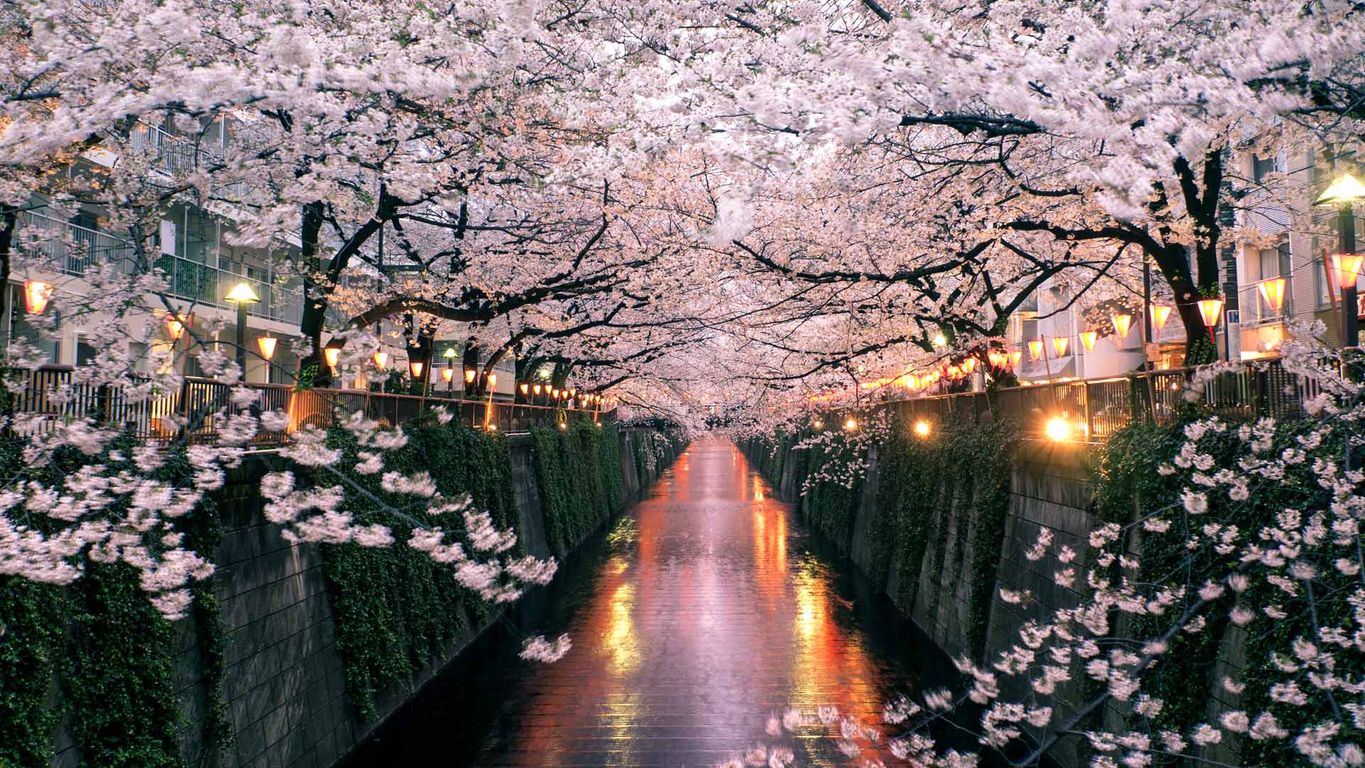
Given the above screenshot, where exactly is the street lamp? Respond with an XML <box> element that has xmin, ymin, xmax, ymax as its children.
<box><xmin>441</xmin><ymin>367</ymin><xmax>455</xmax><ymax>391</ymax></box>
<box><xmin>373</xmin><ymin>350</ymin><xmax>389</xmax><ymax>370</ymax></box>
<box><xmin>1079</xmin><ymin>330</ymin><xmax>1098</xmax><ymax>352</ymax></box>
<box><xmin>1051</xmin><ymin>336</ymin><xmax>1070</xmax><ymax>357</ymax></box>
<box><xmin>1197</xmin><ymin>297</ymin><xmax>1225</xmax><ymax>355</ymax></box>
<box><xmin>1149</xmin><ymin>304</ymin><xmax>1172</xmax><ymax>335</ymax></box>
<box><xmin>1111</xmin><ymin>312</ymin><xmax>1134</xmax><ymax>341</ymax></box>
<box><xmin>1258</xmin><ymin>277</ymin><xmax>1287</xmax><ymax>317</ymax></box>
<box><xmin>323</xmin><ymin>343</ymin><xmax>342</xmax><ymax>375</ymax></box>
<box><xmin>1045</xmin><ymin>416</ymin><xmax>1072</xmax><ymax>442</ymax></box>
<box><xmin>165</xmin><ymin>313</ymin><xmax>189</xmax><ymax>341</ymax></box>
<box><xmin>257</xmin><ymin>335</ymin><xmax>277</xmax><ymax>362</ymax></box>
<box><xmin>23</xmin><ymin>280</ymin><xmax>53</xmax><ymax>315</ymax></box>
<box><xmin>1027</xmin><ymin>339</ymin><xmax>1043</xmax><ymax>361</ymax></box>
<box><xmin>1317</xmin><ymin>172</ymin><xmax>1365</xmax><ymax>347</ymax></box>
<box><xmin>224</xmin><ymin>281</ymin><xmax>260</xmax><ymax>375</ymax></box>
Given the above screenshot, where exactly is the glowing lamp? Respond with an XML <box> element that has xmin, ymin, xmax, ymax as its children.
<box><xmin>257</xmin><ymin>335</ymin><xmax>277</xmax><ymax>361</ymax></box>
<box><xmin>488</xmin><ymin>374</ymin><xmax>497</xmax><ymax>388</ymax></box>
<box><xmin>1197</xmin><ymin>298</ymin><xmax>1224</xmax><ymax>328</ymax></box>
<box><xmin>843</xmin><ymin>416</ymin><xmax>858</xmax><ymax>432</ymax></box>
<box><xmin>1079</xmin><ymin>331</ymin><xmax>1097</xmax><ymax>352</ymax></box>
<box><xmin>441</xmin><ymin>367</ymin><xmax>455</xmax><ymax>383</ymax></box>
<box><xmin>1045</xmin><ymin>416</ymin><xmax>1072</xmax><ymax>442</ymax></box>
<box><xmin>1111</xmin><ymin>313</ymin><xmax>1133</xmax><ymax>339</ymax></box>
<box><xmin>913</xmin><ymin>419</ymin><xmax>932</xmax><ymax>438</ymax></box>
<box><xmin>464</xmin><ymin>368</ymin><xmax>476</xmax><ymax>384</ymax></box>
<box><xmin>1052</xmin><ymin>337</ymin><xmax>1070</xmax><ymax>357</ymax></box>
<box><xmin>443</xmin><ymin>347</ymin><xmax>458</xmax><ymax>359</ymax></box>
<box><xmin>1147</xmin><ymin>304</ymin><xmax>1171</xmax><ymax>334</ymax></box>
<box><xmin>812</xmin><ymin>418</ymin><xmax>824</xmax><ymax>430</ymax></box>
<box><xmin>987</xmin><ymin>350</ymin><xmax>1005</xmax><ymax>369</ymax></box>
<box><xmin>1331</xmin><ymin>253</ymin><xmax>1364</xmax><ymax>291</ymax></box>
<box><xmin>932</xmin><ymin>332</ymin><xmax>948</xmax><ymax>349</ymax></box>
<box><xmin>323</xmin><ymin>345</ymin><xmax>341</xmax><ymax>371</ymax></box>
<box><xmin>1315</xmin><ymin>173</ymin><xmax>1365</xmax><ymax>206</ymax></box>
<box><xmin>533</xmin><ymin>383</ymin><xmax>543</xmax><ymax>396</ymax></box>
<box><xmin>373</xmin><ymin>351</ymin><xmax>389</xmax><ymax>369</ymax></box>
<box><xmin>166</xmin><ymin>314</ymin><xmax>189</xmax><ymax>341</ymax></box>
<box><xmin>1258</xmin><ymin>278</ymin><xmax>1287</xmax><ymax>313</ymax></box>
<box><xmin>1027</xmin><ymin>339</ymin><xmax>1043</xmax><ymax>361</ymax></box>
<box><xmin>486</xmin><ymin>423</ymin><xmax>498</xmax><ymax>432</ymax></box>
<box><xmin>23</xmin><ymin>280</ymin><xmax>53</xmax><ymax>315</ymax></box>
<box><xmin>519</xmin><ymin>382</ymin><xmax>529</xmax><ymax>396</ymax></box>
<box><xmin>409</xmin><ymin>360</ymin><xmax>425</xmax><ymax>379</ymax></box>
<box><xmin>963</xmin><ymin>357</ymin><xmax>977</xmax><ymax>373</ymax></box>
<box><xmin>1009</xmin><ymin>350</ymin><xmax>1022</xmax><ymax>368</ymax></box>
<box><xmin>552</xmin><ymin>388</ymin><xmax>560</xmax><ymax>399</ymax></box>
<box><xmin>224</xmin><ymin>281</ymin><xmax>260</xmax><ymax>304</ymax></box>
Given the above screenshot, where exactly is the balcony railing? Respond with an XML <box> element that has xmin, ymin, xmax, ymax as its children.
<box><xmin>6</xmin><ymin>368</ymin><xmax>610</xmax><ymax>443</ymax></box>
<box><xmin>855</xmin><ymin>359</ymin><xmax>1322</xmax><ymax>443</ymax></box>
<box><xmin>16</xmin><ymin>210</ymin><xmax>303</xmax><ymax>325</ymax></box>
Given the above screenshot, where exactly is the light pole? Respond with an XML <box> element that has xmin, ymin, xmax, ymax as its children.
<box><xmin>1317</xmin><ymin>172</ymin><xmax>1365</xmax><ymax>348</ymax></box>
<box><xmin>224</xmin><ymin>281</ymin><xmax>260</xmax><ymax>377</ymax></box>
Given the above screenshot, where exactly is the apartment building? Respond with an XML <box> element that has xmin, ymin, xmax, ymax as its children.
<box><xmin>9</xmin><ymin>120</ymin><xmax>519</xmax><ymax>398</ymax></box>
<box><xmin>1234</xmin><ymin>146</ymin><xmax>1360</xmax><ymax>358</ymax></box>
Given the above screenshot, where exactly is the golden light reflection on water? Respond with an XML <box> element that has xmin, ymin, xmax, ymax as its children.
<box><xmin>605</xmin><ymin>582</ymin><xmax>640</xmax><ymax>675</ymax></box>
<box><xmin>493</xmin><ymin>439</ymin><xmax>893</xmax><ymax>767</ymax></box>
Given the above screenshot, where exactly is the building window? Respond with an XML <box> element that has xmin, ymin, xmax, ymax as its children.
<box><xmin>1252</xmin><ymin>154</ymin><xmax>1279</xmax><ymax>183</ymax></box>
<box><xmin>1315</xmin><ymin>253</ymin><xmax>1334</xmax><ymax>310</ymax></box>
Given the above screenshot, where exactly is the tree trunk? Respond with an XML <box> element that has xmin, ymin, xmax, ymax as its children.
<box><xmin>297</xmin><ymin>201</ymin><xmax>328</xmax><ymax>385</ymax></box>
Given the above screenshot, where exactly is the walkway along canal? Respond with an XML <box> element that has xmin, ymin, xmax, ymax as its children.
<box><xmin>340</xmin><ymin>438</ymin><xmax>962</xmax><ymax>767</ymax></box>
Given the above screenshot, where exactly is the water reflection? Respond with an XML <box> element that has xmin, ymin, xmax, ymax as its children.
<box><xmin>343</xmin><ymin>438</ymin><xmax>961</xmax><ymax>768</ymax></box>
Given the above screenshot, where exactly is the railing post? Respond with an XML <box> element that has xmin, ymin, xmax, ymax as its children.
<box><xmin>1083</xmin><ymin>383</ymin><xmax>1093</xmax><ymax>440</ymax></box>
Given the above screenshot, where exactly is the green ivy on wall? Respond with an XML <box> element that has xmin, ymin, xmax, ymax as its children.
<box><xmin>530</xmin><ymin>421</ymin><xmax>627</xmax><ymax>556</ymax></box>
<box><xmin>0</xmin><ymin>436</ymin><xmax>231</xmax><ymax>768</ymax></box>
<box><xmin>0</xmin><ymin>578</ymin><xmax>65</xmax><ymax>768</ymax></box>
<box><xmin>64</xmin><ymin>562</ymin><xmax>185</xmax><ymax>768</ymax></box>
<box><xmin>319</xmin><ymin>421</ymin><xmax>516</xmax><ymax>720</ymax></box>
<box><xmin>1093</xmin><ymin>419</ymin><xmax>1354</xmax><ymax>767</ymax></box>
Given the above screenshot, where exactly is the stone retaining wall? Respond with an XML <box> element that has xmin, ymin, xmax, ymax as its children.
<box><xmin>51</xmin><ymin>427</ymin><xmax>678</xmax><ymax>768</ymax></box>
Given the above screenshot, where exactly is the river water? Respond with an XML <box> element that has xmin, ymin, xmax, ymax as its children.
<box><xmin>341</xmin><ymin>437</ymin><xmax>969</xmax><ymax>767</ymax></box>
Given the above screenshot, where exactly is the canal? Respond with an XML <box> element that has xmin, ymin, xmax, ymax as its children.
<box><xmin>341</xmin><ymin>438</ymin><xmax>967</xmax><ymax>767</ymax></box>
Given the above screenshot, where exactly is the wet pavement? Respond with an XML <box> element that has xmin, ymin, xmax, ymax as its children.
<box><xmin>342</xmin><ymin>438</ymin><xmax>961</xmax><ymax>768</ymax></box>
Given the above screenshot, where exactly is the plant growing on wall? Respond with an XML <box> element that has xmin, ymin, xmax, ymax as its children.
<box><xmin>731</xmin><ymin>342</ymin><xmax>1365</xmax><ymax>768</ymax></box>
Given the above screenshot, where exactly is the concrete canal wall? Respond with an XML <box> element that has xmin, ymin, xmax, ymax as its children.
<box><xmin>38</xmin><ymin>426</ymin><xmax>684</xmax><ymax>768</ymax></box>
<box><xmin>743</xmin><ymin>429</ymin><xmax>1247</xmax><ymax>768</ymax></box>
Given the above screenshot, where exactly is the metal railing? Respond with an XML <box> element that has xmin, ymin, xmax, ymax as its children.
<box><xmin>6</xmin><ymin>368</ymin><xmax>609</xmax><ymax>444</ymax></box>
<box><xmin>873</xmin><ymin>360</ymin><xmax>1323</xmax><ymax>443</ymax></box>
<box><xmin>16</xmin><ymin>211</ymin><xmax>303</xmax><ymax>324</ymax></box>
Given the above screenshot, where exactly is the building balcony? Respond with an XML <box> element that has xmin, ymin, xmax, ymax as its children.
<box><xmin>17</xmin><ymin>210</ymin><xmax>303</xmax><ymax>326</ymax></box>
